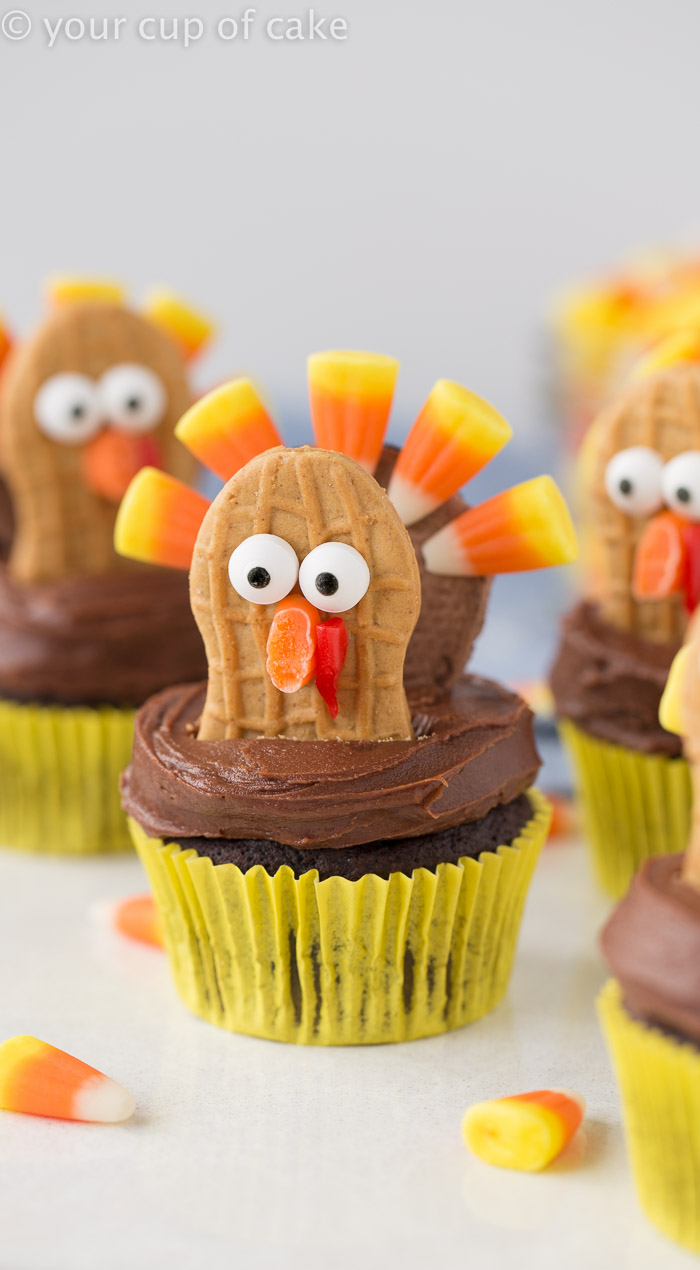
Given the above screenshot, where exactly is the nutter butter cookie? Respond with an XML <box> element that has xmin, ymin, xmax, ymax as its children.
<box><xmin>117</xmin><ymin>349</ymin><xmax>576</xmax><ymax>1045</ymax></box>
<box><xmin>0</xmin><ymin>277</ymin><xmax>212</xmax><ymax>853</ymax></box>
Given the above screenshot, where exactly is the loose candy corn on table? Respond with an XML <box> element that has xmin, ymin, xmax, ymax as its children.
<box><xmin>0</xmin><ymin>835</ymin><xmax>696</xmax><ymax>1270</ymax></box>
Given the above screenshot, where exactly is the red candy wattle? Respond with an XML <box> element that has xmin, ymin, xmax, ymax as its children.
<box><xmin>681</xmin><ymin>522</ymin><xmax>700</xmax><ymax>614</ymax></box>
<box><xmin>315</xmin><ymin>617</ymin><xmax>348</xmax><ymax>718</ymax></box>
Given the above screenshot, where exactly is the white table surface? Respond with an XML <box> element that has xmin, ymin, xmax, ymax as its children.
<box><xmin>0</xmin><ymin>833</ymin><xmax>696</xmax><ymax>1270</ymax></box>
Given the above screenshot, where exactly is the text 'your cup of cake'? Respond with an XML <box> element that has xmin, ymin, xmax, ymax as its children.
<box><xmin>0</xmin><ymin>277</ymin><xmax>212</xmax><ymax>853</ymax></box>
<box><xmin>117</xmin><ymin>351</ymin><xmax>577</xmax><ymax>1045</ymax></box>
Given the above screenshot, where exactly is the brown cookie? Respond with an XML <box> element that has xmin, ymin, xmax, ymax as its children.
<box><xmin>584</xmin><ymin>363</ymin><xmax>700</xmax><ymax>642</ymax></box>
<box><xmin>190</xmin><ymin>446</ymin><xmax>421</xmax><ymax>741</ymax></box>
<box><xmin>0</xmin><ymin>301</ymin><xmax>193</xmax><ymax>582</ymax></box>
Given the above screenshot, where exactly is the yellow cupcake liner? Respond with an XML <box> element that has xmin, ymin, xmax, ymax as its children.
<box><xmin>129</xmin><ymin>790</ymin><xmax>550</xmax><ymax>1046</ymax></box>
<box><xmin>0</xmin><ymin>697</ymin><xmax>136</xmax><ymax>854</ymax></box>
<box><xmin>598</xmin><ymin>978</ymin><xmax>700</xmax><ymax>1253</ymax></box>
<box><xmin>559</xmin><ymin>719</ymin><xmax>691</xmax><ymax>898</ymax></box>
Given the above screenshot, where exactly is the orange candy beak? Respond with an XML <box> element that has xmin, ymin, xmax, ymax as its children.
<box><xmin>266</xmin><ymin>595</ymin><xmax>320</xmax><ymax>692</ymax></box>
<box><xmin>83</xmin><ymin>428</ymin><xmax>164</xmax><ymax>503</ymax></box>
<box><xmin>633</xmin><ymin>511</ymin><xmax>686</xmax><ymax>600</ymax></box>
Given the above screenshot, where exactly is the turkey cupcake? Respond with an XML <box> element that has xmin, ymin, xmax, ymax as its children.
<box><xmin>550</xmin><ymin>342</ymin><xmax>700</xmax><ymax>895</ymax></box>
<box><xmin>117</xmin><ymin>353</ymin><xmax>577</xmax><ymax>1045</ymax></box>
<box><xmin>599</xmin><ymin>609</ymin><xmax>700</xmax><ymax>1253</ymax></box>
<box><xmin>0</xmin><ymin>277</ymin><xmax>211</xmax><ymax>853</ymax></box>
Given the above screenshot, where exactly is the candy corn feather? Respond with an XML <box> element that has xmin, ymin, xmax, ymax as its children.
<box><xmin>176</xmin><ymin>379</ymin><xmax>282</xmax><ymax>481</ymax></box>
<box><xmin>308</xmin><ymin>351</ymin><xmax>398</xmax><ymax>472</ymax></box>
<box><xmin>114</xmin><ymin>467</ymin><xmax>210</xmax><ymax>569</ymax></box>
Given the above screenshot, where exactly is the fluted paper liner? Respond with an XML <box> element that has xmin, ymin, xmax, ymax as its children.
<box><xmin>559</xmin><ymin>720</ymin><xmax>691</xmax><ymax>898</ymax></box>
<box><xmin>0</xmin><ymin>698</ymin><xmax>135</xmax><ymax>853</ymax></box>
<box><xmin>129</xmin><ymin>790</ymin><xmax>550</xmax><ymax>1046</ymax></box>
<box><xmin>598</xmin><ymin>979</ymin><xmax>700</xmax><ymax>1254</ymax></box>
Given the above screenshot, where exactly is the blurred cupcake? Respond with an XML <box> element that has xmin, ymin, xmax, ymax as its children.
<box><xmin>599</xmin><ymin>612</ymin><xmax>700</xmax><ymax>1252</ymax></box>
<box><xmin>118</xmin><ymin>356</ymin><xmax>576</xmax><ymax>1045</ymax></box>
<box><xmin>0</xmin><ymin>277</ymin><xmax>211</xmax><ymax>853</ymax></box>
<box><xmin>550</xmin><ymin>347</ymin><xmax>700</xmax><ymax>896</ymax></box>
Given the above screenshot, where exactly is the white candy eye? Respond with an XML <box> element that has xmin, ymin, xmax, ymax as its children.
<box><xmin>604</xmin><ymin>446</ymin><xmax>664</xmax><ymax>517</ymax></box>
<box><xmin>299</xmin><ymin>542</ymin><xmax>370</xmax><ymax>613</ymax></box>
<box><xmin>99</xmin><ymin>363</ymin><xmax>166</xmax><ymax>433</ymax></box>
<box><xmin>228</xmin><ymin>534</ymin><xmax>299</xmax><ymax>605</ymax></box>
<box><xmin>34</xmin><ymin>373</ymin><xmax>102</xmax><ymax>445</ymax></box>
<box><xmin>661</xmin><ymin>451</ymin><xmax>700</xmax><ymax>522</ymax></box>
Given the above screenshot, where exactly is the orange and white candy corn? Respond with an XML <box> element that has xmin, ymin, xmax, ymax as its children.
<box><xmin>387</xmin><ymin>380</ymin><xmax>512</xmax><ymax>525</ymax></box>
<box><xmin>308</xmin><ymin>350</ymin><xmax>399</xmax><ymax>473</ymax></box>
<box><xmin>463</xmin><ymin>1089</ymin><xmax>585</xmax><ymax>1172</ymax></box>
<box><xmin>113</xmin><ymin>894</ymin><xmax>163</xmax><ymax>949</ymax></box>
<box><xmin>114</xmin><ymin>467</ymin><xmax>210</xmax><ymax>569</ymax></box>
<box><xmin>0</xmin><ymin>1036</ymin><xmax>135</xmax><ymax>1123</ymax></box>
<box><xmin>143</xmin><ymin>288</ymin><xmax>214</xmax><ymax>361</ymax></box>
<box><xmin>45</xmin><ymin>275</ymin><xmax>126</xmax><ymax>308</ymax></box>
<box><xmin>176</xmin><ymin>379</ymin><xmax>282</xmax><ymax>482</ymax></box>
<box><xmin>422</xmin><ymin>475</ymin><xmax>578</xmax><ymax>577</ymax></box>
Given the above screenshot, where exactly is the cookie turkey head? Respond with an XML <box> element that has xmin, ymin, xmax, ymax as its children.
<box><xmin>116</xmin><ymin>354</ymin><xmax>577</xmax><ymax>742</ymax></box>
<box><xmin>0</xmin><ymin>281</ymin><xmax>211</xmax><ymax>582</ymax></box>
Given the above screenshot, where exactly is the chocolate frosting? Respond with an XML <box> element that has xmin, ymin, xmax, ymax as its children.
<box><xmin>0</xmin><ymin>563</ymin><xmax>207</xmax><ymax>707</ymax></box>
<box><xmin>375</xmin><ymin>447</ymin><xmax>490</xmax><ymax>696</ymax></box>
<box><xmin>121</xmin><ymin>674</ymin><xmax>540</xmax><ymax>850</ymax></box>
<box><xmin>550</xmin><ymin>601</ymin><xmax>682</xmax><ymax>756</ymax></box>
<box><xmin>601</xmin><ymin>855</ymin><xmax>700</xmax><ymax>1044</ymax></box>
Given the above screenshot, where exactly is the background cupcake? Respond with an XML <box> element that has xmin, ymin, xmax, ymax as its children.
<box><xmin>599</xmin><ymin>610</ymin><xmax>700</xmax><ymax>1253</ymax></box>
<box><xmin>550</xmin><ymin>349</ymin><xmax>700</xmax><ymax>896</ymax></box>
<box><xmin>0</xmin><ymin>277</ymin><xmax>210</xmax><ymax>853</ymax></box>
<box><xmin>117</xmin><ymin>354</ymin><xmax>576</xmax><ymax>1045</ymax></box>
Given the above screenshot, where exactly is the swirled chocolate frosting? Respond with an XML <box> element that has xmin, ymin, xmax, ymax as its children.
<box><xmin>601</xmin><ymin>855</ymin><xmax>700</xmax><ymax>1044</ymax></box>
<box><xmin>0</xmin><ymin>563</ymin><xmax>207</xmax><ymax>707</ymax></box>
<box><xmin>550</xmin><ymin>601</ymin><xmax>681</xmax><ymax>756</ymax></box>
<box><xmin>121</xmin><ymin>674</ymin><xmax>540</xmax><ymax>850</ymax></box>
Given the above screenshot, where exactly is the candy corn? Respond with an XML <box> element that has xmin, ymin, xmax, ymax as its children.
<box><xmin>176</xmin><ymin>380</ymin><xmax>282</xmax><ymax>482</ymax></box>
<box><xmin>633</xmin><ymin>511</ymin><xmax>686</xmax><ymax>601</ymax></box>
<box><xmin>308</xmin><ymin>351</ymin><xmax>399</xmax><ymax>473</ymax></box>
<box><xmin>114</xmin><ymin>467</ymin><xmax>210</xmax><ymax>569</ymax></box>
<box><xmin>659</xmin><ymin>643</ymin><xmax>693</xmax><ymax>736</ymax></box>
<box><xmin>142</xmin><ymin>288</ymin><xmax>214</xmax><ymax>361</ymax></box>
<box><xmin>0</xmin><ymin>314</ymin><xmax>12</xmax><ymax>369</ymax></box>
<box><xmin>113</xmin><ymin>894</ymin><xmax>163</xmax><ymax>949</ymax></box>
<box><xmin>266</xmin><ymin>595</ymin><xmax>319</xmax><ymax>692</ymax></box>
<box><xmin>463</xmin><ymin>1089</ymin><xmax>585</xmax><ymax>1172</ymax></box>
<box><xmin>422</xmin><ymin>476</ymin><xmax>578</xmax><ymax>577</ymax></box>
<box><xmin>45</xmin><ymin>276</ymin><xmax>126</xmax><ymax>308</ymax></box>
<box><xmin>632</xmin><ymin>327</ymin><xmax>700</xmax><ymax>380</ymax></box>
<box><xmin>387</xmin><ymin>380</ymin><xmax>512</xmax><ymax>525</ymax></box>
<box><xmin>0</xmin><ymin>1036</ymin><xmax>135</xmax><ymax>1123</ymax></box>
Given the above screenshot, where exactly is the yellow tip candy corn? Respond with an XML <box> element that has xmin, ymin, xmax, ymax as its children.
<box><xmin>387</xmin><ymin>380</ymin><xmax>512</xmax><ymax>525</ymax></box>
<box><xmin>463</xmin><ymin>1089</ymin><xmax>585</xmax><ymax>1172</ymax></box>
<box><xmin>308</xmin><ymin>350</ymin><xmax>399</xmax><ymax>473</ymax></box>
<box><xmin>45</xmin><ymin>276</ymin><xmax>126</xmax><ymax>307</ymax></box>
<box><xmin>0</xmin><ymin>1036</ymin><xmax>135</xmax><ymax>1123</ymax></box>
<box><xmin>422</xmin><ymin>475</ymin><xmax>578</xmax><ymax>577</ymax></box>
<box><xmin>176</xmin><ymin>379</ymin><xmax>283</xmax><ymax>482</ymax></box>
<box><xmin>659</xmin><ymin>643</ymin><xmax>693</xmax><ymax>737</ymax></box>
<box><xmin>142</xmin><ymin>288</ymin><xmax>215</xmax><ymax>361</ymax></box>
<box><xmin>631</xmin><ymin>328</ymin><xmax>700</xmax><ymax>380</ymax></box>
<box><xmin>114</xmin><ymin>467</ymin><xmax>210</xmax><ymax>569</ymax></box>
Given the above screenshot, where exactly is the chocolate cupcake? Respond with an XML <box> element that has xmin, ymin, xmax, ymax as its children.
<box><xmin>0</xmin><ymin>278</ymin><xmax>210</xmax><ymax>853</ymax></box>
<box><xmin>550</xmin><ymin>357</ymin><xmax>700</xmax><ymax>895</ymax></box>
<box><xmin>599</xmin><ymin>614</ymin><xmax>700</xmax><ymax>1252</ymax></box>
<box><xmin>119</xmin><ymin>355</ymin><xmax>576</xmax><ymax>1044</ymax></box>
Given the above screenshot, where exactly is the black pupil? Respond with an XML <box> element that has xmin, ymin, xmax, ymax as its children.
<box><xmin>316</xmin><ymin>571</ymin><xmax>339</xmax><ymax>596</ymax></box>
<box><xmin>71</xmin><ymin>403</ymin><xmax>85</xmax><ymax>419</ymax></box>
<box><xmin>126</xmin><ymin>396</ymin><xmax>142</xmax><ymax>412</ymax></box>
<box><xmin>247</xmin><ymin>566</ymin><xmax>270</xmax><ymax>589</ymax></box>
<box><xmin>619</xmin><ymin>478</ymin><xmax>633</xmax><ymax>496</ymax></box>
<box><xmin>677</xmin><ymin>487</ymin><xmax>692</xmax><ymax>504</ymax></box>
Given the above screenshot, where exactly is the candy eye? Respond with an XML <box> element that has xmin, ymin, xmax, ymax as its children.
<box><xmin>99</xmin><ymin>364</ymin><xmax>166</xmax><ymax>433</ymax></box>
<box><xmin>604</xmin><ymin>446</ymin><xmax>664</xmax><ymax>517</ymax></box>
<box><xmin>228</xmin><ymin>534</ymin><xmax>299</xmax><ymax>605</ymax></box>
<box><xmin>34</xmin><ymin>373</ymin><xmax>102</xmax><ymax>445</ymax></box>
<box><xmin>661</xmin><ymin>451</ymin><xmax>700</xmax><ymax>522</ymax></box>
<box><xmin>299</xmin><ymin>542</ymin><xmax>370</xmax><ymax>613</ymax></box>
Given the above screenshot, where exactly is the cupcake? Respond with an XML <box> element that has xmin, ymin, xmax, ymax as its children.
<box><xmin>118</xmin><ymin>355</ymin><xmax>577</xmax><ymax>1046</ymax></box>
<box><xmin>550</xmin><ymin>353</ymin><xmax>700</xmax><ymax>896</ymax></box>
<box><xmin>599</xmin><ymin>613</ymin><xmax>700</xmax><ymax>1253</ymax></box>
<box><xmin>0</xmin><ymin>277</ymin><xmax>211</xmax><ymax>853</ymax></box>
